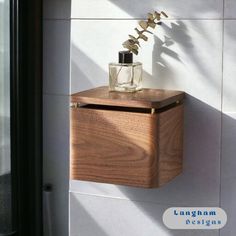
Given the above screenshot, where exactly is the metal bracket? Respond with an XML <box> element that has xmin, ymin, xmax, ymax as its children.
<box><xmin>70</xmin><ymin>102</ymin><xmax>80</xmax><ymax>108</ymax></box>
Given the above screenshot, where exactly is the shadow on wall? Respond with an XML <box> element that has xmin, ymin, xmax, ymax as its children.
<box><xmin>108</xmin><ymin>0</ymin><xmax>221</xmax><ymax>18</ymax></box>
<box><xmin>71</xmin><ymin>19</ymin><xmax>221</xmax><ymax>93</ymax></box>
<box><xmin>71</xmin><ymin>44</ymin><xmax>107</xmax><ymax>93</ymax></box>
<box><xmin>145</xmin><ymin>32</ymin><xmax>182</xmax><ymax>87</ymax></box>
<box><xmin>220</xmin><ymin>112</ymin><xmax>236</xmax><ymax>236</ymax></box>
<box><xmin>161</xmin><ymin>21</ymin><xmax>216</xmax><ymax>84</ymax></box>
<box><xmin>147</xmin><ymin>20</ymin><xmax>219</xmax><ymax>91</ymax></box>
<box><xmin>71</xmin><ymin>21</ymin><xmax>185</xmax><ymax>91</ymax></box>
<box><xmin>70</xmin><ymin>194</ymin><xmax>109</xmax><ymax>236</ymax></box>
<box><xmin>222</xmin><ymin>22</ymin><xmax>236</xmax><ymax>111</ymax></box>
<box><xmin>152</xmin><ymin>21</ymin><xmax>188</xmax><ymax>85</ymax></box>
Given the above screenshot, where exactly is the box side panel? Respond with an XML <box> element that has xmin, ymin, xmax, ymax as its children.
<box><xmin>70</xmin><ymin>108</ymin><xmax>158</xmax><ymax>187</ymax></box>
<box><xmin>158</xmin><ymin>104</ymin><xmax>184</xmax><ymax>186</ymax></box>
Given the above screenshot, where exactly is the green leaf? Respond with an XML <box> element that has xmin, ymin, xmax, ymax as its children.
<box><xmin>130</xmin><ymin>48</ymin><xmax>138</xmax><ymax>55</ymax></box>
<box><xmin>138</xmin><ymin>33</ymin><xmax>148</xmax><ymax>41</ymax></box>
<box><xmin>147</xmin><ymin>20</ymin><xmax>156</xmax><ymax>29</ymax></box>
<box><xmin>154</xmin><ymin>11</ymin><xmax>161</xmax><ymax>20</ymax></box>
<box><xmin>122</xmin><ymin>40</ymin><xmax>139</xmax><ymax>52</ymax></box>
<box><xmin>121</xmin><ymin>10</ymin><xmax>168</xmax><ymax>54</ymax></box>
<box><xmin>129</xmin><ymin>35</ymin><xmax>140</xmax><ymax>46</ymax></box>
<box><xmin>132</xmin><ymin>44</ymin><xmax>139</xmax><ymax>50</ymax></box>
<box><xmin>147</xmin><ymin>13</ymin><xmax>154</xmax><ymax>20</ymax></box>
<box><xmin>139</xmin><ymin>21</ymin><xmax>148</xmax><ymax>30</ymax></box>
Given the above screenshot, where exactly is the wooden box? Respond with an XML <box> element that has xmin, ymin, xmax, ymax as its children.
<box><xmin>70</xmin><ymin>86</ymin><xmax>184</xmax><ymax>188</ymax></box>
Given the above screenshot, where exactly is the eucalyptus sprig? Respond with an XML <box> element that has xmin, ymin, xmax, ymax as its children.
<box><xmin>122</xmin><ymin>11</ymin><xmax>168</xmax><ymax>55</ymax></box>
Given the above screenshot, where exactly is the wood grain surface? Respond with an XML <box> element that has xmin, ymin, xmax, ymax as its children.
<box><xmin>70</xmin><ymin>104</ymin><xmax>184</xmax><ymax>188</ymax></box>
<box><xmin>158</xmin><ymin>104</ymin><xmax>184</xmax><ymax>186</ymax></box>
<box><xmin>71</xmin><ymin>86</ymin><xmax>185</xmax><ymax>109</ymax></box>
<box><xmin>70</xmin><ymin>107</ymin><xmax>159</xmax><ymax>187</ymax></box>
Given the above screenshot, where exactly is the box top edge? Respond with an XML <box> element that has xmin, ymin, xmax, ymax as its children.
<box><xmin>71</xmin><ymin>86</ymin><xmax>185</xmax><ymax>109</ymax></box>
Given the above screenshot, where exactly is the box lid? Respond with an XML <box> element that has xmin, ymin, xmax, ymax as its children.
<box><xmin>71</xmin><ymin>86</ymin><xmax>184</xmax><ymax>109</ymax></box>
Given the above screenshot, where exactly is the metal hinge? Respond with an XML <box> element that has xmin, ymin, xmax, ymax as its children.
<box><xmin>70</xmin><ymin>102</ymin><xmax>80</xmax><ymax>108</ymax></box>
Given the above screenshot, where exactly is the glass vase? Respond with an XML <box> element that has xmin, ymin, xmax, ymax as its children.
<box><xmin>109</xmin><ymin>62</ymin><xmax>142</xmax><ymax>92</ymax></box>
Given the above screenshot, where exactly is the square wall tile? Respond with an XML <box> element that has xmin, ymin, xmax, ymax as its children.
<box><xmin>221</xmin><ymin>113</ymin><xmax>236</xmax><ymax>236</ymax></box>
<box><xmin>224</xmin><ymin>0</ymin><xmax>236</xmax><ymax>18</ymax></box>
<box><xmin>70</xmin><ymin>192</ymin><xmax>218</xmax><ymax>236</ymax></box>
<box><xmin>44</xmin><ymin>20</ymin><xmax>70</xmax><ymax>95</ymax></box>
<box><xmin>71</xmin><ymin>0</ymin><xmax>223</xmax><ymax>19</ymax></box>
<box><xmin>220</xmin><ymin>113</ymin><xmax>236</xmax><ymax>236</ymax></box>
<box><xmin>221</xmin><ymin>113</ymin><xmax>236</xmax><ymax>179</ymax></box>
<box><xmin>43</xmin><ymin>94</ymin><xmax>69</xmax><ymax>236</ymax></box>
<box><xmin>43</xmin><ymin>0</ymin><xmax>71</xmax><ymax>19</ymax></box>
<box><xmin>220</xmin><ymin>176</ymin><xmax>236</xmax><ymax>236</ymax></box>
<box><xmin>223</xmin><ymin>20</ymin><xmax>236</xmax><ymax>112</ymax></box>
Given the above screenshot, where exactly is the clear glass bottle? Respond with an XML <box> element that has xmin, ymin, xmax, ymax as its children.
<box><xmin>109</xmin><ymin>51</ymin><xmax>142</xmax><ymax>92</ymax></box>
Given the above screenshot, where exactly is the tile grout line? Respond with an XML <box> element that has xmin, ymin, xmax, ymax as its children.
<box><xmin>43</xmin><ymin>92</ymin><xmax>70</xmax><ymax>97</ymax></box>
<box><xmin>43</xmin><ymin>18</ymin><xmax>71</xmax><ymax>21</ymax></box>
<box><xmin>43</xmin><ymin>17</ymin><xmax>236</xmax><ymax>21</ymax></box>
<box><xmin>220</xmin><ymin>0</ymin><xmax>225</xmax><ymax>208</ymax></box>
<box><xmin>219</xmin><ymin>1</ymin><xmax>225</xmax><ymax>235</ymax></box>
<box><xmin>69</xmin><ymin>190</ymin><xmax>218</xmax><ymax>207</ymax></box>
<box><xmin>69</xmin><ymin>17</ymin><xmax>233</xmax><ymax>21</ymax></box>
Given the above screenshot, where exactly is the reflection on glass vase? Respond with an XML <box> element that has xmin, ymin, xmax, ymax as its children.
<box><xmin>109</xmin><ymin>51</ymin><xmax>143</xmax><ymax>92</ymax></box>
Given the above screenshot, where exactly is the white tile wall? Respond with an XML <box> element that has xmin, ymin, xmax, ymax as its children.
<box><xmin>221</xmin><ymin>114</ymin><xmax>236</xmax><ymax>179</ymax></box>
<box><xmin>70</xmin><ymin>192</ymin><xmax>218</xmax><ymax>236</ymax></box>
<box><xmin>43</xmin><ymin>94</ymin><xmax>70</xmax><ymax>236</ymax></box>
<box><xmin>43</xmin><ymin>1</ymin><xmax>72</xmax><ymax>235</ymax></box>
<box><xmin>225</xmin><ymin>0</ymin><xmax>236</xmax><ymax>18</ymax></box>
<box><xmin>71</xmin><ymin>19</ymin><xmax>222</xmax><ymax>110</ymax></box>
<box><xmin>220</xmin><ymin>173</ymin><xmax>236</xmax><ymax>236</ymax></box>
<box><xmin>71</xmin><ymin>0</ymin><xmax>223</xmax><ymax>19</ymax></box>
<box><xmin>220</xmin><ymin>19</ymin><xmax>236</xmax><ymax>236</ymax></box>
<box><xmin>43</xmin><ymin>20</ymin><xmax>71</xmax><ymax>95</ymax></box>
<box><xmin>222</xmin><ymin>20</ymin><xmax>236</xmax><ymax>112</ymax></box>
<box><xmin>220</xmin><ymin>113</ymin><xmax>236</xmax><ymax>236</ymax></box>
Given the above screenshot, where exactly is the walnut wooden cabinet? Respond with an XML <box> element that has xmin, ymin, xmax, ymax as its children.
<box><xmin>70</xmin><ymin>86</ymin><xmax>184</xmax><ymax>188</ymax></box>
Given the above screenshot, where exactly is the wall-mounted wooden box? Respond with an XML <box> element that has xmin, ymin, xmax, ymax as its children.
<box><xmin>70</xmin><ymin>86</ymin><xmax>184</xmax><ymax>188</ymax></box>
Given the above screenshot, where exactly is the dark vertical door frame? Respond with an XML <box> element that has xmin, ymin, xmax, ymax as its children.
<box><xmin>10</xmin><ymin>0</ymin><xmax>43</xmax><ymax>235</ymax></box>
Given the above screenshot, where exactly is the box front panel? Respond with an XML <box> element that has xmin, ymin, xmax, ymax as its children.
<box><xmin>70</xmin><ymin>107</ymin><xmax>159</xmax><ymax>187</ymax></box>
